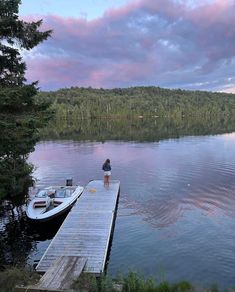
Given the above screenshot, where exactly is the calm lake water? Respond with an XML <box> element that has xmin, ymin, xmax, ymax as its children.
<box><xmin>1</xmin><ymin>119</ymin><xmax>235</xmax><ymax>289</ymax></box>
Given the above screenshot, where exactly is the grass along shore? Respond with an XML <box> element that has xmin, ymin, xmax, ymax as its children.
<box><xmin>0</xmin><ymin>267</ymin><xmax>231</xmax><ymax>292</ymax></box>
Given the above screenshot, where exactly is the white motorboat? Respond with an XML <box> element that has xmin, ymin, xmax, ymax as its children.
<box><xmin>26</xmin><ymin>185</ymin><xmax>84</xmax><ymax>222</ymax></box>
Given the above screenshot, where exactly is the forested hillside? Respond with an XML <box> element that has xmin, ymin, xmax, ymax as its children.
<box><xmin>37</xmin><ymin>86</ymin><xmax>235</xmax><ymax>119</ymax></box>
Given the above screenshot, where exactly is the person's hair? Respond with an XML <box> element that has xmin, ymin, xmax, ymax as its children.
<box><xmin>105</xmin><ymin>159</ymin><xmax>110</xmax><ymax>164</ymax></box>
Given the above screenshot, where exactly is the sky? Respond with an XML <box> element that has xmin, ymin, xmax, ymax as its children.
<box><xmin>19</xmin><ymin>0</ymin><xmax>235</xmax><ymax>93</ymax></box>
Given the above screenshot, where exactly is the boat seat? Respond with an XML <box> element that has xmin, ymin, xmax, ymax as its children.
<box><xmin>34</xmin><ymin>201</ymin><xmax>47</xmax><ymax>208</ymax></box>
<box><xmin>53</xmin><ymin>200</ymin><xmax>62</xmax><ymax>206</ymax></box>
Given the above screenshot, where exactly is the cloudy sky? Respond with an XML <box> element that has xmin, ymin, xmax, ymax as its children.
<box><xmin>19</xmin><ymin>0</ymin><xmax>235</xmax><ymax>92</ymax></box>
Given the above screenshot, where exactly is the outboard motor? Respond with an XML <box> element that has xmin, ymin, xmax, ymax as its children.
<box><xmin>66</xmin><ymin>177</ymin><xmax>73</xmax><ymax>186</ymax></box>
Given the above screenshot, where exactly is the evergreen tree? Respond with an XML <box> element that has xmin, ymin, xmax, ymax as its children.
<box><xmin>0</xmin><ymin>0</ymin><xmax>52</xmax><ymax>198</ymax></box>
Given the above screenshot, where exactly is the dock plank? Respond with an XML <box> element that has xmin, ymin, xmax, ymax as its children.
<box><xmin>37</xmin><ymin>256</ymin><xmax>87</xmax><ymax>290</ymax></box>
<box><xmin>16</xmin><ymin>256</ymin><xmax>87</xmax><ymax>292</ymax></box>
<box><xmin>36</xmin><ymin>180</ymin><xmax>120</xmax><ymax>275</ymax></box>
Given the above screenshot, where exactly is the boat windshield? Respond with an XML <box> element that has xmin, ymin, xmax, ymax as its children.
<box><xmin>55</xmin><ymin>188</ymin><xmax>72</xmax><ymax>198</ymax></box>
<box><xmin>35</xmin><ymin>190</ymin><xmax>48</xmax><ymax>198</ymax></box>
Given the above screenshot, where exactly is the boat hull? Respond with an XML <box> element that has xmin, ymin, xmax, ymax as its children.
<box><xmin>26</xmin><ymin>186</ymin><xmax>84</xmax><ymax>222</ymax></box>
<box><xmin>27</xmin><ymin>200</ymin><xmax>75</xmax><ymax>222</ymax></box>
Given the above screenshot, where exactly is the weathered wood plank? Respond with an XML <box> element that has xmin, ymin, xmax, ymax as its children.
<box><xmin>37</xmin><ymin>256</ymin><xmax>86</xmax><ymax>290</ymax></box>
<box><xmin>16</xmin><ymin>256</ymin><xmax>87</xmax><ymax>292</ymax></box>
<box><xmin>15</xmin><ymin>286</ymin><xmax>63</xmax><ymax>292</ymax></box>
<box><xmin>36</xmin><ymin>180</ymin><xmax>120</xmax><ymax>275</ymax></box>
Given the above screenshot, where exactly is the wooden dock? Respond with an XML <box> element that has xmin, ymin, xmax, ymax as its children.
<box><xmin>36</xmin><ymin>180</ymin><xmax>120</xmax><ymax>276</ymax></box>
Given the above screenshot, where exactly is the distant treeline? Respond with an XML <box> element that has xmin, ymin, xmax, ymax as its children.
<box><xmin>37</xmin><ymin>86</ymin><xmax>235</xmax><ymax>119</ymax></box>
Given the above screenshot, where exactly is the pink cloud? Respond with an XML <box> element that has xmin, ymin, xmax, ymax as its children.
<box><xmin>22</xmin><ymin>0</ymin><xmax>235</xmax><ymax>91</ymax></box>
<box><xmin>104</xmin><ymin>1</ymin><xmax>141</xmax><ymax>19</ymax></box>
<box><xmin>222</xmin><ymin>86</ymin><xmax>235</xmax><ymax>93</ymax></box>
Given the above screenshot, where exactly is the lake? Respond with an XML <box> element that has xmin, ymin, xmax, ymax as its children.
<box><xmin>1</xmin><ymin>118</ymin><xmax>235</xmax><ymax>289</ymax></box>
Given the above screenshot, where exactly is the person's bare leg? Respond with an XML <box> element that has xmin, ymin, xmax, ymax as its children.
<box><xmin>104</xmin><ymin>175</ymin><xmax>109</xmax><ymax>187</ymax></box>
<box><xmin>105</xmin><ymin>175</ymin><xmax>109</xmax><ymax>187</ymax></box>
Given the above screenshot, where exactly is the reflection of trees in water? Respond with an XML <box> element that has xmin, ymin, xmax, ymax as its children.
<box><xmin>0</xmin><ymin>196</ymin><xmax>66</xmax><ymax>268</ymax></box>
<box><xmin>0</xmin><ymin>199</ymin><xmax>34</xmax><ymax>267</ymax></box>
<box><xmin>40</xmin><ymin>116</ymin><xmax>235</xmax><ymax>142</ymax></box>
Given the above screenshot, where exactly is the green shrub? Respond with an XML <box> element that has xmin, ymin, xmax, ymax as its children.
<box><xmin>171</xmin><ymin>281</ymin><xmax>192</xmax><ymax>292</ymax></box>
<box><xmin>0</xmin><ymin>267</ymin><xmax>39</xmax><ymax>292</ymax></box>
<box><xmin>121</xmin><ymin>271</ymin><xmax>156</xmax><ymax>292</ymax></box>
<box><xmin>72</xmin><ymin>272</ymin><xmax>116</xmax><ymax>292</ymax></box>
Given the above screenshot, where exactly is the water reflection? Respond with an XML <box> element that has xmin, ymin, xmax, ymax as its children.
<box><xmin>40</xmin><ymin>116</ymin><xmax>235</xmax><ymax>142</ymax></box>
<box><xmin>0</xmin><ymin>118</ymin><xmax>235</xmax><ymax>288</ymax></box>
<box><xmin>0</xmin><ymin>197</ymin><xmax>67</xmax><ymax>267</ymax></box>
<box><xmin>0</xmin><ymin>200</ymin><xmax>34</xmax><ymax>267</ymax></box>
<box><xmin>119</xmin><ymin>135</ymin><xmax>235</xmax><ymax>229</ymax></box>
<box><xmin>121</xmin><ymin>186</ymin><xmax>235</xmax><ymax>229</ymax></box>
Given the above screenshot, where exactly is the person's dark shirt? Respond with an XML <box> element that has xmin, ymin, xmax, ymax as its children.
<box><xmin>102</xmin><ymin>163</ymin><xmax>111</xmax><ymax>171</ymax></box>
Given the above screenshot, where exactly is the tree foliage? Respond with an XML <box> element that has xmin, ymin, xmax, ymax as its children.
<box><xmin>37</xmin><ymin>86</ymin><xmax>235</xmax><ymax>143</ymax></box>
<box><xmin>0</xmin><ymin>0</ymin><xmax>52</xmax><ymax>198</ymax></box>
<box><xmin>37</xmin><ymin>86</ymin><xmax>235</xmax><ymax>120</ymax></box>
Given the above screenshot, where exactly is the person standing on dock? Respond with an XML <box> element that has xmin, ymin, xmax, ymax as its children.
<box><xmin>102</xmin><ymin>159</ymin><xmax>111</xmax><ymax>187</ymax></box>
